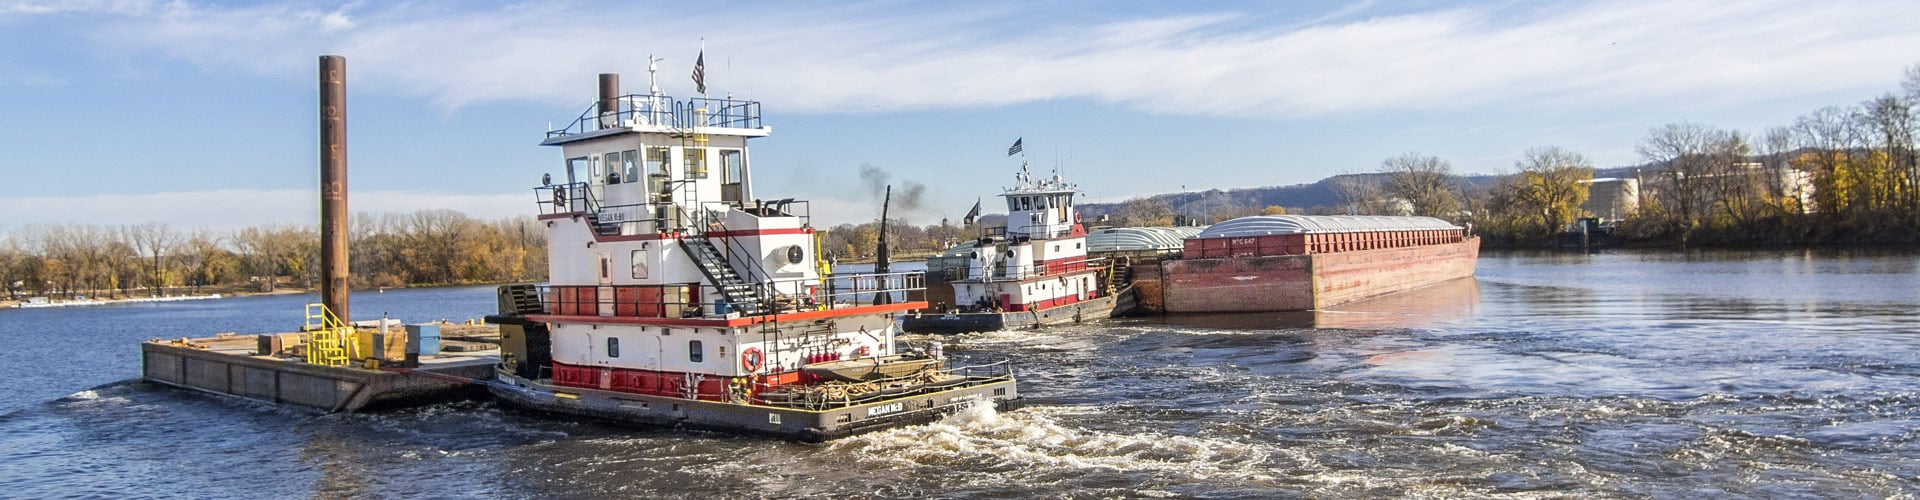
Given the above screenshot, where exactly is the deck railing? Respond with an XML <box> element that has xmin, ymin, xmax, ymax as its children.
<box><xmin>546</xmin><ymin>95</ymin><xmax>763</xmax><ymax>139</ymax></box>
<box><xmin>534</xmin><ymin>270</ymin><xmax>923</xmax><ymax>319</ymax></box>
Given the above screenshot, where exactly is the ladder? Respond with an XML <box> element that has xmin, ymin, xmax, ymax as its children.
<box><xmin>304</xmin><ymin>303</ymin><xmax>351</xmax><ymax>367</ymax></box>
<box><xmin>679</xmin><ymin>238</ymin><xmax>770</xmax><ymax>316</ymax></box>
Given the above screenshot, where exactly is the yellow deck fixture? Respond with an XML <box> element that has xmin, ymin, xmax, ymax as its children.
<box><xmin>814</xmin><ymin>230</ymin><xmax>833</xmax><ymax>276</ymax></box>
<box><xmin>304</xmin><ymin>303</ymin><xmax>351</xmax><ymax>367</ymax></box>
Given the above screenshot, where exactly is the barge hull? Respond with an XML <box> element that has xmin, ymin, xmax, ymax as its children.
<box><xmin>1156</xmin><ymin>238</ymin><xmax>1479</xmax><ymax>313</ymax></box>
<box><xmin>490</xmin><ymin>369</ymin><xmax>1022</xmax><ymax>442</ymax></box>
<box><xmin>141</xmin><ymin>341</ymin><xmax>494</xmax><ymax>412</ymax></box>
<box><xmin>902</xmin><ymin>289</ymin><xmax>1127</xmax><ymax>334</ymax></box>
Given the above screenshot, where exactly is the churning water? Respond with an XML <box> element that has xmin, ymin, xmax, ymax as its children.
<box><xmin>2</xmin><ymin>249</ymin><xmax>1917</xmax><ymax>498</ymax></box>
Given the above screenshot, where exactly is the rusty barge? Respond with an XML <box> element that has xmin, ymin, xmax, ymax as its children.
<box><xmin>1130</xmin><ymin>215</ymin><xmax>1479</xmax><ymax>314</ymax></box>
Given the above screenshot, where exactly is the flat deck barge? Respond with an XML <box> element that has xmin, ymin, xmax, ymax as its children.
<box><xmin>140</xmin><ymin>325</ymin><xmax>500</xmax><ymax>412</ymax></box>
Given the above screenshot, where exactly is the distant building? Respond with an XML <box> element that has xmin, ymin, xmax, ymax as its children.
<box><xmin>1581</xmin><ymin>177</ymin><xmax>1639</xmax><ymax>220</ymax></box>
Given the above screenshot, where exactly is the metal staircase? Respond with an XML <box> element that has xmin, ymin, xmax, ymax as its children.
<box><xmin>679</xmin><ymin>238</ymin><xmax>771</xmax><ymax>316</ymax></box>
<box><xmin>304</xmin><ymin>303</ymin><xmax>351</xmax><ymax>367</ymax></box>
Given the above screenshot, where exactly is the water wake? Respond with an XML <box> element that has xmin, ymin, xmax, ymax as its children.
<box><xmin>837</xmin><ymin>404</ymin><xmax>1273</xmax><ymax>483</ymax></box>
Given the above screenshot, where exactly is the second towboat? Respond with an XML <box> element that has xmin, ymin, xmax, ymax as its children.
<box><xmin>904</xmin><ymin>151</ymin><xmax>1133</xmax><ymax>334</ymax></box>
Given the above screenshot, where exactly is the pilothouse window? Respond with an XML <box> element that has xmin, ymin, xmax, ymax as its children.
<box><xmin>647</xmin><ymin>147</ymin><xmax>671</xmax><ymax>196</ymax></box>
<box><xmin>566</xmin><ymin>157</ymin><xmax>590</xmax><ymax>185</ymax></box>
<box><xmin>689</xmin><ymin>340</ymin><xmax>705</xmax><ymax>363</ymax></box>
<box><xmin>720</xmin><ymin>150</ymin><xmax>743</xmax><ymax>183</ymax></box>
<box><xmin>607</xmin><ymin>337</ymin><xmax>621</xmax><ymax>358</ymax></box>
<box><xmin>618</xmin><ymin>150</ymin><xmax>638</xmax><ymax>183</ymax></box>
<box><xmin>603</xmin><ymin>152</ymin><xmax>621</xmax><ymax>183</ymax></box>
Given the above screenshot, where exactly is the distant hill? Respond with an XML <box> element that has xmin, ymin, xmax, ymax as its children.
<box><xmin>1076</xmin><ymin>173</ymin><xmax>1505</xmax><ymax>219</ymax></box>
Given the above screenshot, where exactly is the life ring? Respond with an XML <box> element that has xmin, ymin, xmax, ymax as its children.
<box><xmin>742</xmin><ymin>347</ymin><xmax>765</xmax><ymax>373</ymax></box>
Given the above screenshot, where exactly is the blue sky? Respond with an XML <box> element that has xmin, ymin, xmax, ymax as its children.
<box><xmin>3</xmin><ymin>0</ymin><xmax>1919</xmax><ymax>232</ymax></box>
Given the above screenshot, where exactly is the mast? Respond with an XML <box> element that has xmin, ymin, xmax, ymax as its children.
<box><xmin>874</xmin><ymin>186</ymin><xmax>892</xmax><ymax>305</ymax></box>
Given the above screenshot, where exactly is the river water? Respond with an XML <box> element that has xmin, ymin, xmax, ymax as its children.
<box><xmin>1</xmin><ymin>249</ymin><xmax>1916</xmax><ymax>498</ymax></box>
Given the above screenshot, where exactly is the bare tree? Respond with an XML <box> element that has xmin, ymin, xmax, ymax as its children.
<box><xmin>0</xmin><ymin>234</ymin><xmax>19</xmax><ymax>299</ymax></box>
<box><xmin>1760</xmin><ymin>126</ymin><xmax>1802</xmax><ymax>214</ymax></box>
<box><xmin>1860</xmin><ymin>93</ymin><xmax>1916</xmax><ymax>212</ymax></box>
<box><xmin>125</xmin><ymin>222</ymin><xmax>182</xmax><ymax>297</ymax></box>
<box><xmin>1328</xmin><ymin>173</ymin><xmax>1391</xmax><ymax>215</ymax></box>
<box><xmin>1378</xmin><ymin>153</ymin><xmax>1460</xmax><ymax>218</ymax></box>
<box><xmin>1791</xmin><ymin>106</ymin><xmax>1863</xmax><ymax>216</ymax></box>
<box><xmin>1112</xmin><ymin>197</ymin><xmax>1174</xmax><ymax>227</ymax></box>
<box><xmin>1637</xmin><ymin>122</ymin><xmax>1727</xmax><ymax>231</ymax></box>
<box><xmin>1701</xmin><ymin>130</ymin><xmax>1758</xmax><ymax>227</ymax></box>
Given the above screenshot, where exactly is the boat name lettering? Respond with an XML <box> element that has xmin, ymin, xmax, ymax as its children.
<box><xmin>866</xmin><ymin>402</ymin><xmax>904</xmax><ymax>417</ymax></box>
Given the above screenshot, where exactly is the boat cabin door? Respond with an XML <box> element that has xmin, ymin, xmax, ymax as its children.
<box><xmin>564</xmin><ymin>156</ymin><xmax>593</xmax><ymax>212</ymax></box>
<box><xmin>720</xmin><ymin>149</ymin><xmax>744</xmax><ymax>204</ymax></box>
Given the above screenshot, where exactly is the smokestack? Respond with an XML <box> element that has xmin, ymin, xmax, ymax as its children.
<box><xmin>598</xmin><ymin>73</ymin><xmax>620</xmax><ymax>127</ymax></box>
<box><xmin>319</xmin><ymin>55</ymin><xmax>349</xmax><ymax>324</ymax></box>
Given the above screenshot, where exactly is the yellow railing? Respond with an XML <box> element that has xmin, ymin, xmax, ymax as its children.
<box><xmin>304</xmin><ymin>303</ymin><xmax>351</xmax><ymax>367</ymax></box>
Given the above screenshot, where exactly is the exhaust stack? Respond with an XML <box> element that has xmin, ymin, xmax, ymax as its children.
<box><xmin>598</xmin><ymin>73</ymin><xmax>620</xmax><ymax>127</ymax></box>
<box><xmin>319</xmin><ymin>55</ymin><xmax>350</xmax><ymax>325</ymax></box>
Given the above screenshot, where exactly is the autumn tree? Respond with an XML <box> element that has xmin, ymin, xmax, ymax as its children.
<box><xmin>1506</xmin><ymin>146</ymin><xmax>1594</xmax><ymax>236</ymax></box>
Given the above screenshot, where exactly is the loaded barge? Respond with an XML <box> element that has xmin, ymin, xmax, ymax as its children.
<box><xmin>1137</xmin><ymin>215</ymin><xmax>1479</xmax><ymax>313</ymax></box>
<box><xmin>903</xmin><ymin>151</ymin><xmax>1129</xmax><ymax>334</ymax></box>
<box><xmin>486</xmin><ymin>67</ymin><xmax>1020</xmax><ymax>441</ymax></box>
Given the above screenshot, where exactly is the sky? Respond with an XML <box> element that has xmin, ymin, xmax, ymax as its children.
<box><xmin>3</xmin><ymin>0</ymin><xmax>1920</xmax><ymax>234</ymax></box>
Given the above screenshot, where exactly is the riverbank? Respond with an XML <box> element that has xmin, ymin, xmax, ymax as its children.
<box><xmin>2</xmin><ymin>280</ymin><xmax>517</xmax><ymax>310</ymax></box>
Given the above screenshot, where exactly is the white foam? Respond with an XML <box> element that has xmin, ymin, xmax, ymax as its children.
<box><xmin>835</xmin><ymin>405</ymin><xmax>1276</xmax><ymax>482</ymax></box>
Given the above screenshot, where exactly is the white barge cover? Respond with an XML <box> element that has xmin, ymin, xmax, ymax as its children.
<box><xmin>1088</xmin><ymin>226</ymin><xmax>1206</xmax><ymax>252</ymax></box>
<box><xmin>1194</xmin><ymin>215</ymin><xmax>1459</xmax><ymax>238</ymax></box>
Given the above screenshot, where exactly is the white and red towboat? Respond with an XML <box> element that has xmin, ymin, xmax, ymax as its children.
<box><xmin>487</xmin><ymin>64</ymin><xmax>1019</xmax><ymax>441</ymax></box>
<box><xmin>904</xmin><ymin>151</ymin><xmax>1131</xmax><ymax>333</ymax></box>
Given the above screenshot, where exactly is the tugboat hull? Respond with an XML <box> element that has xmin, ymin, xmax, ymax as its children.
<box><xmin>490</xmin><ymin>368</ymin><xmax>1021</xmax><ymax>442</ymax></box>
<box><xmin>903</xmin><ymin>288</ymin><xmax>1131</xmax><ymax>334</ymax></box>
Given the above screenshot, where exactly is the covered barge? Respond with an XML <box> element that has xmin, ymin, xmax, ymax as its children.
<box><xmin>1138</xmin><ymin>215</ymin><xmax>1479</xmax><ymax>313</ymax></box>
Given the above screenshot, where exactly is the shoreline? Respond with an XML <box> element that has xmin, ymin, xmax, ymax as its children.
<box><xmin>2</xmin><ymin>280</ymin><xmax>520</xmax><ymax>310</ymax></box>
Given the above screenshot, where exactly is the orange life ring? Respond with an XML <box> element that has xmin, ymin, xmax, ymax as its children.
<box><xmin>742</xmin><ymin>347</ymin><xmax>765</xmax><ymax>372</ymax></box>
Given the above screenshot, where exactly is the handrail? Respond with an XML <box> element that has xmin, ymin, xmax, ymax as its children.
<box><xmin>303</xmin><ymin>303</ymin><xmax>350</xmax><ymax>367</ymax></box>
<box><xmin>546</xmin><ymin>94</ymin><xmax>763</xmax><ymax>139</ymax></box>
<box><xmin>530</xmin><ymin>271</ymin><xmax>924</xmax><ymax>319</ymax></box>
<box><xmin>534</xmin><ymin>182</ymin><xmax>599</xmax><ymax>216</ymax></box>
<box><xmin>975</xmin><ymin>255</ymin><xmax>1109</xmax><ymax>282</ymax></box>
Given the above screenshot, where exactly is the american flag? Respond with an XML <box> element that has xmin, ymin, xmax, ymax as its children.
<box><xmin>1007</xmin><ymin>138</ymin><xmax>1023</xmax><ymax>157</ymax></box>
<box><xmin>692</xmin><ymin>50</ymin><xmax>706</xmax><ymax>95</ymax></box>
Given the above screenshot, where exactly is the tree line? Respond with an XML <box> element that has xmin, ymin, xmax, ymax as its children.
<box><xmin>0</xmin><ymin>210</ymin><xmax>546</xmax><ymax>300</ymax></box>
<box><xmin>1102</xmin><ymin>63</ymin><xmax>1920</xmax><ymax>247</ymax></box>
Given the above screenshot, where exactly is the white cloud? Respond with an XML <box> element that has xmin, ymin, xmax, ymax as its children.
<box><xmin>38</xmin><ymin>1</ymin><xmax>1920</xmax><ymax>117</ymax></box>
<box><xmin>0</xmin><ymin>189</ymin><xmax>529</xmax><ymax>233</ymax></box>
